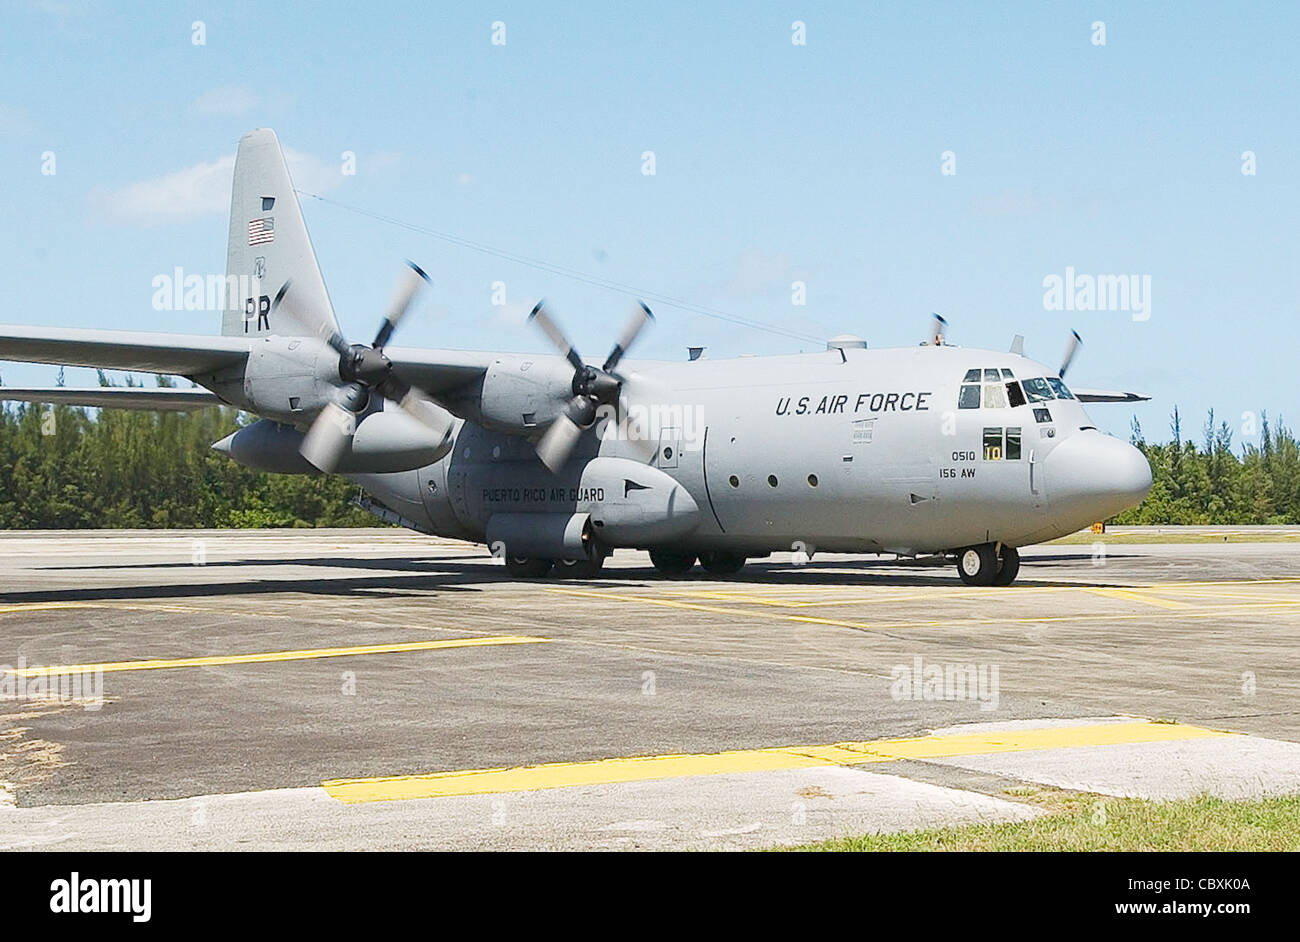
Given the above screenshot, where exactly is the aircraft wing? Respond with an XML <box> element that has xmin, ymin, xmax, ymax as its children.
<box><xmin>0</xmin><ymin>325</ymin><xmax>251</xmax><ymax>375</ymax></box>
<box><xmin>1072</xmin><ymin>388</ymin><xmax>1151</xmax><ymax>404</ymax></box>
<box><xmin>384</xmin><ymin>347</ymin><xmax>499</xmax><ymax>395</ymax></box>
<box><xmin>0</xmin><ymin>387</ymin><xmax>222</xmax><ymax>411</ymax></box>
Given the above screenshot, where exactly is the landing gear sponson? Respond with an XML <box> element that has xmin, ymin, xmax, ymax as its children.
<box><xmin>955</xmin><ymin>543</ymin><xmax>1020</xmax><ymax>586</ymax></box>
<box><xmin>503</xmin><ymin>549</ymin><xmax>751</xmax><ymax>579</ymax></box>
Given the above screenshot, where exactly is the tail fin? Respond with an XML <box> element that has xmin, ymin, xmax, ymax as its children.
<box><xmin>223</xmin><ymin>128</ymin><xmax>340</xmax><ymax>339</ymax></box>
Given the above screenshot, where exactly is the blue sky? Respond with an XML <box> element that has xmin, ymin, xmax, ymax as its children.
<box><xmin>1</xmin><ymin>1</ymin><xmax>1296</xmax><ymax>443</ymax></box>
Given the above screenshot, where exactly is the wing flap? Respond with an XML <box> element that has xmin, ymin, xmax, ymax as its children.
<box><xmin>0</xmin><ymin>325</ymin><xmax>251</xmax><ymax>375</ymax></box>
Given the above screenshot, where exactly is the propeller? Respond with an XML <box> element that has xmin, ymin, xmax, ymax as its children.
<box><xmin>528</xmin><ymin>299</ymin><xmax>655</xmax><ymax>472</ymax></box>
<box><xmin>1058</xmin><ymin>329</ymin><xmax>1082</xmax><ymax>378</ymax></box>
<box><xmin>273</xmin><ymin>260</ymin><xmax>452</xmax><ymax>472</ymax></box>
<box><xmin>929</xmin><ymin>313</ymin><xmax>948</xmax><ymax>345</ymax></box>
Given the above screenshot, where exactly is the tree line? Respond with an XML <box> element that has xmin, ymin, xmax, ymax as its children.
<box><xmin>0</xmin><ymin>378</ymin><xmax>1296</xmax><ymax>528</ymax></box>
<box><xmin>1117</xmin><ymin>407</ymin><xmax>1300</xmax><ymax>525</ymax></box>
<box><xmin>0</xmin><ymin>376</ymin><xmax>370</xmax><ymax>529</ymax></box>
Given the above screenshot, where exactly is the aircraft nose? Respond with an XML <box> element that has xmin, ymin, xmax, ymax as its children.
<box><xmin>1043</xmin><ymin>430</ymin><xmax>1152</xmax><ymax>524</ymax></box>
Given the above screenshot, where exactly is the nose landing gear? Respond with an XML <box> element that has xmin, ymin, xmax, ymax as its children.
<box><xmin>955</xmin><ymin>543</ymin><xmax>1020</xmax><ymax>586</ymax></box>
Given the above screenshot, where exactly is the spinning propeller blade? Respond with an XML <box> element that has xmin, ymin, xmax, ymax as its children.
<box><xmin>526</xmin><ymin>300</ymin><xmax>657</xmax><ymax>471</ymax></box>
<box><xmin>283</xmin><ymin>261</ymin><xmax>447</xmax><ymax>472</ymax></box>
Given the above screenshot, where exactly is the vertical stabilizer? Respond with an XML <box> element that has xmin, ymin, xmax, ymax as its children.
<box><xmin>223</xmin><ymin>128</ymin><xmax>339</xmax><ymax>338</ymax></box>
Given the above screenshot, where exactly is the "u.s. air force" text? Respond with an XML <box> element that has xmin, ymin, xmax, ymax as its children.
<box><xmin>775</xmin><ymin>391</ymin><xmax>932</xmax><ymax>416</ymax></box>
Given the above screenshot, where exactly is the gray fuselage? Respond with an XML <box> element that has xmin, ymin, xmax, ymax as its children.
<box><xmin>350</xmin><ymin>343</ymin><xmax>1152</xmax><ymax>558</ymax></box>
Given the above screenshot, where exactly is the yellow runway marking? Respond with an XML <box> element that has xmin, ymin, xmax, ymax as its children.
<box><xmin>1087</xmin><ymin>588</ymin><xmax>1191</xmax><ymax>610</ymax></box>
<box><xmin>322</xmin><ymin>720</ymin><xmax>1230</xmax><ymax>803</ymax></box>
<box><xmin>5</xmin><ymin>635</ymin><xmax>550</xmax><ymax>678</ymax></box>
<box><xmin>0</xmin><ymin>601</ymin><xmax>230</xmax><ymax>617</ymax></box>
<box><xmin>546</xmin><ymin>586</ymin><xmax>1299</xmax><ymax>634</ymax></box>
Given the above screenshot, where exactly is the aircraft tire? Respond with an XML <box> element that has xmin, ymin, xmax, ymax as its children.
<box><xmin>554</xmin><ymin>554</ymin><xmax>606</xmax><ymax>579</ymax></box>
<box><xmin>991</xmin><ymin>545</ymin><xmax>1020</xmax><ymax>586</ymax></box>
<box><xmin>956</xmin><ymin>544</ymin><xmax>999</xmax><ymax>586</ymax></box>
<box><xmin>505</xmin><ymin>556</ymin><xmax>553</xmax><ymax>578</ymax></box>
<box><xmin>650</xmin><ymin>549</ymin><xmax>697</xmax><ymax>576</ymax></box>
<box><xmin>699</xmin><ymin>551</ymin><xmax>746</xmax><ymax>575</ymax></box>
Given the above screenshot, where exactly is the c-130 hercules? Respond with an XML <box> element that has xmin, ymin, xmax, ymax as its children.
<box><xmin>0</xmin><ymin>129</ymin><xmax>1151</xmax><ymax>586</ymax></box>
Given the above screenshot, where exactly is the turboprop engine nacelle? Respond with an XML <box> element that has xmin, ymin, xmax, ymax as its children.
<box><xmin>202</xmin><ymin>335</ymin><xmax>339</xmax><ymax>423</ymax></box>
<box><xmin>454</xmin><ymin>355</ymin><xmax>578</xmax><ymax>435</ymax></box>
<box><xmin>213</xmin><ymin>408</ymin><xmax>455</xmax><ymax>475</ymax></box>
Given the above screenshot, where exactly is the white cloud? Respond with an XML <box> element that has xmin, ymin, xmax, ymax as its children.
<box><xmin>90</xmin><ymin>147</ymin><xmax>343</xmax><ymax>226</ymax></box>
<box><xmin>191</xmin><ymin>85</ymin><xmax>259</xmax><ymax>116</ymax></box>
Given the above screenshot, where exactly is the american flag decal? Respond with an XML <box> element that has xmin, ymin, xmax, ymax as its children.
<box><xmin>248</xmin><ymin>217</ymin><xmax>275</xmax><ymax>245</ymax></box>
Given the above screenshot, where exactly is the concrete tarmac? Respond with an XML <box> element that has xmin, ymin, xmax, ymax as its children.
<box><xmin>0</xmin><ymin>529</ymin><xmax>1297</xmax><ymax>850</ymax></box>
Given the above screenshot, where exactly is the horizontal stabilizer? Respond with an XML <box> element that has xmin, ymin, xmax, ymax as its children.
<box><xmin>0</xmin><ymin>386</ymin><xmax>221</xmax><ymax>411</ymax></box>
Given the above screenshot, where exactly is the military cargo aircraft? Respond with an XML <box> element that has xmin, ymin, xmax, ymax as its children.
<box><xmin>0</xmin><ymin>129</ymin><xmax>1151</xmax><ymax>586</ymax></box>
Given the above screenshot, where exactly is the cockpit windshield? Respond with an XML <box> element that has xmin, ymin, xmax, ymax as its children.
<box><xmin>1046</xmin><ymin>377</ymin><xmax>1075</xmax><ymax>399</ymax></box>
<box><xmin>959</xmin><ymin>368</ymin><xmax>1075</xmax><ymax>409</ymax></box>
<box><xmin>1020</xmin><ymin>377</ymin><xmax>1053</xmax><ymax>403</ymax></box>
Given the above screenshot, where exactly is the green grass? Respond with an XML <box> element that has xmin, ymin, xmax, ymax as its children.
<box><xmin>775</xmin><ymin>791</ymin><xmax>1300</xmax><ymax>851</ymax></box>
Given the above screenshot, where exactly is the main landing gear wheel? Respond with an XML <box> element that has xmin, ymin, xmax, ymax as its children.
<box><xmin>650</xmin><ymin>549</ymin><xmax>697</xmax><ymax>576</ymax></box>
<box><xmin>991</xmin><ymin>545</ymin><xmax>1020</xmax><ymax>586</ymax></box>
<box><xmin>505</xmin><ymin>556</ymin><xmax>553</xmax><ymax>578</ymax></box>
<box><xmin>956</xmin><ymin>544</ymin><xmax>999</xmax><ymax>586</ymax></box>
<box><xmin>554</xmin><ymin>554</ymin><xmax>606</xmax><ymax>579</ymax></box>
<box><xmin>699</xmin><ymin>551</ymin><xmax>746</xmax><ymax>575</ymax></box>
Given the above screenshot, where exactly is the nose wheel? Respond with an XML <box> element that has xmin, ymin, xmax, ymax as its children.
<box><xmin>956</xmin><ymin>543</ymin><xmax>1019</xmax><ymax>586</ymax></box>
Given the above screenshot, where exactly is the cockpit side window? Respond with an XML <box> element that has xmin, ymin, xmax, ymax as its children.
<box><xmin>1021</xmin><ymin>377</ymin><xmax>1053</xmax><ymax>402</ymax></box>
<box><xmin>1006</xmin><ymin>381</ymin><xmax>1026</xmax><ymax>408</ymax></box>
<box><xmin>1046</xmin><ymin>377</ymin><xmax>1074</xmax><ymax>399</ymax></box>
